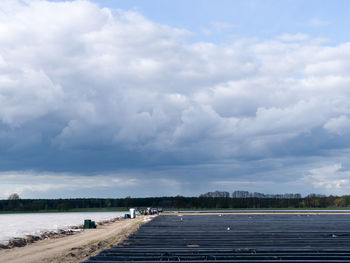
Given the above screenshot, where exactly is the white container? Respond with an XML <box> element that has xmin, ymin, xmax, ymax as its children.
<box><xmin>129</xmin><ymin>208</ymin><xmax>136</xmax><ymax>218</ymax></box>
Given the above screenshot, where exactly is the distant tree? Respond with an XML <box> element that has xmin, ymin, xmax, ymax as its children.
<box><xmin>332</xmin><ymin>198</ymin><xmax>341</xmax><ymax>207</ymax></box>
<box><xmin>57</xmin><ymin>202</ymin><xmax>71</xmax><ymax>211</ymax></box>
<box><xmin>200</xmin><ymin>191</ymin><xmax>230</xmax><ymax>198</ymax></box>
<box><xmin>8</xmin><ymin>193</ymin><xmax>20</xmax><ymax>210</ymax></box>
<box><xmin>124</xmin><ymin>196</ymin><xmax>132</xmax><ymax>208</ymax></box>
<box><xmin>8</xmin><ymin>193</ymin><xmax>20</xmax><ymax>200</ymax></box>
<box><xmin>174</xmin><ymin>195</ymin><xmax>186</xmax><ymax>208</ymax></box>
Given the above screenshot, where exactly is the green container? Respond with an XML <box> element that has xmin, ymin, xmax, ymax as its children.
<box><xmin>84</xmin><ymin>219</ymin><xmax>92</xmax><ymax>229</ymax></box>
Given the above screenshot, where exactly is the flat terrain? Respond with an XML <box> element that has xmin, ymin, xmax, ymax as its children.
<box><xmin>84</xmin><ymin>213</ymin><xmax>350</xmax><ymax>262</ymax></box>
<box><xmin>0</xmin><ymin>207</ymin><xmax>130</xmax><ymax>214</ymax></box>
<box><xmin>171</xmin><ymin>210</ymin><xmax>350</xmax><ymax>215</ymax></box>
<box><xmin>0</xmin><ymin>216</ymin><xmax>153</xmax><ymax>263</ymax></box>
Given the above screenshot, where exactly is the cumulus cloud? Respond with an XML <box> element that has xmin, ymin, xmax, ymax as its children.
<box><xmin>0</xmin><ymin>0</ymin><xmax>350</xmax><ymax>196</ymax></box>
<box><xmin>303</xmin><ymin>163</ymin><xmax>350</xmax><ymax>195</ymax></box>
<box><xmin>0</xmin><ymin>170</ymin><xmax>182</xmax><ymax>198</ymax></box>
<box><xmin>324</xmin><ymin>115</ymin><xmax>350</xmax><ymax>135</ymax></box>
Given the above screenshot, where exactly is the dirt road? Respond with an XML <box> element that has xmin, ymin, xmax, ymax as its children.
<box><xmin>0</xmin><ymin>216</ymin><xmax>153</xmax><ymax>263</ymax></box>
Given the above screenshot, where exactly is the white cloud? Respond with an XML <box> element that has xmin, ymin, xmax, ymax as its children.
<box><xmin>0</xmin><ymin>170</ymin><xmax>182</xmax><ymax>198</ymax></box>
<box><xmin>303</xmin><ymin>163</ymin><xmax>350</xmax><ymax>195</ymax></box>
<box><xmin>1</xmin><ymin>1</ymin><xmax>350</xmax><ymax>196</ymax></box>
<box><xmin>324</xmin><ymin>115</ymin><xmax>350</xmax><ymax>135</ymax></box>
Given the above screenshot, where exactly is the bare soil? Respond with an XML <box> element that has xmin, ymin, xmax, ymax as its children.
<box><xmin>0</xmin><ymin>216</ymin><xmax>154</xmax><ymax>263</ymax></box>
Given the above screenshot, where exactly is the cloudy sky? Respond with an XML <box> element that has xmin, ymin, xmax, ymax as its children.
<box><xmin>1</xmin><ymin>0</ymin><xmax>350</xmax><ymax>198</ymax></box>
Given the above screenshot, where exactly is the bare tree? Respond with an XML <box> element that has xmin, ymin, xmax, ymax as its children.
<box><xmin>8</xmin><ymin>193</ymin><xmax>20</xmax><ymax>200</ymax></box>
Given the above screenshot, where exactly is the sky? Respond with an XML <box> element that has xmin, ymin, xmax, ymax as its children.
<box><xmin>1</xmin><ymin>0</ymin><xmax>350</xmax><ymax>198</ymax></box>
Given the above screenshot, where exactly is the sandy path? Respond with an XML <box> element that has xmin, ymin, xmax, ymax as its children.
<box><xmin>0</xmin><ymin>216</ymin><xmax>153</xmax><ymax>263</ymax></box>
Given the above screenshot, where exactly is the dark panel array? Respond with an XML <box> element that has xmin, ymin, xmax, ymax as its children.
<box><xmin>83</xmin><ymin>214</ymin><xmax>350</xmax><ymax>262</ymax></box>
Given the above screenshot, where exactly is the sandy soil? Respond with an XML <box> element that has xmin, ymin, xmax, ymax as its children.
<box><xmin>0</xmin><ymin>216</ymin><xmax>154</xmax><ymax>263</ymax></box>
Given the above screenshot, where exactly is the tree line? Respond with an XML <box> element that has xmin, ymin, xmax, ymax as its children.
<box><xmin>2</xmin><ymin>192</ymin><xmax>350</xmax><ymax>212</ymax></box>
